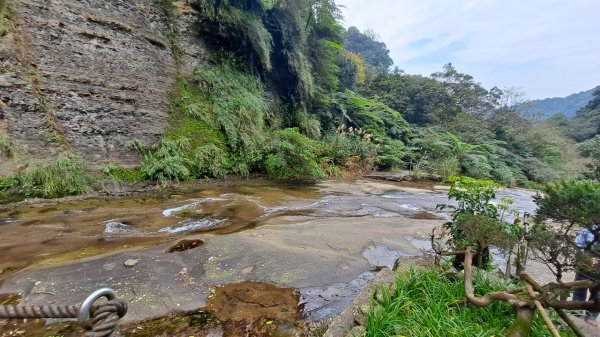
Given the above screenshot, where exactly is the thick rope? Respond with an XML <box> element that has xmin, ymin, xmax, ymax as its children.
<box><xmin>87</xmin><ymin>300</ymin><xmax>128</xmax><ymax>337</ymax></box>
<box><xmin>0</xmin><ymin>304</ymin><xmax>79</xmax><ymax>318</ymax></box>
<box><xmin>0</xmin><ymin>300</ymin><xmax>127</xmax><ymax>337</ymax></box>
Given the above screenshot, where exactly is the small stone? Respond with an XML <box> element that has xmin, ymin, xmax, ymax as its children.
<box><xmin>103</xmin><ymin>262</ymin><xmax>117</xmax><ymax>271</ymax></box>
<box><xmin>344</xmin><ymin>325</ymin><xmax>366</xmax><ymax>337</ymax></box>
<box><xmin>353</xmin><ymin>309</ymin><xmax>366</xmax><ymax>326</ymax></box>
<box><xmin>124</xmin><ymin>259</ymin><xmax>140</xmax><ymax>267</ymax></box>
<box><xmin>374</xmin><ymin>288</ymin><xmax>386</xmax><ymax>304</ymax></box>
<box><xmin>358</xmin><ymin>303</ymin><xmax>370</xmax><ymax>315</ymax></box>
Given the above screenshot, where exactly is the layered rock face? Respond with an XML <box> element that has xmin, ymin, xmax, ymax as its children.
<box><xmin>0</xmin><ymin>0</ymin><xmax>207</xmax><ymax>168</ymax></box>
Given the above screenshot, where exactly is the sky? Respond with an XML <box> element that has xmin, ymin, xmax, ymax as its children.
<box><xmin>336</xmin><ymin>0</ymin><xmax>600</xmax><ymax>99</ymax></box>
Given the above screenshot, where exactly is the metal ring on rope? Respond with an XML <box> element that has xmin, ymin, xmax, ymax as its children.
<box><xmin>0</xmin><ymin>287</ymin><xmax>127</xmax><ymax>337</ymax></box>
<box><xmin>78</xmin><ymin>288</ymin><xmax>117</xmax><ymax>329</ymax></box>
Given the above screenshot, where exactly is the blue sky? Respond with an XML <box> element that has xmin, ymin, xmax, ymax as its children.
<box><xmin>336</xmin><ymin>0</ymin><xmax>600</xmax><ymax>99</ymax></box>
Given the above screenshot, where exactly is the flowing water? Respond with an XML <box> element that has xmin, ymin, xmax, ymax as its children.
<box><xmin>0</xmin><ymin>179</ymin><xmax>538</xmax><ymax>336</ymax></box>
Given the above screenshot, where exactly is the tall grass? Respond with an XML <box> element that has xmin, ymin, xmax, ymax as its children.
<box><xmin>166</xmin><ymin>64</ymin><xmax>270</xmax><ymax>176</ymax></box>
<box><xmin>192</xmin><ymin>63</ymin><xmax>268</xmax><ymax>156</ymax></box>
<box><xmin>366</xmin><ymin>269</ymin><xmax>574</xmax><ymax>337</ymax></box>
<box><xmin>0</xmin><ymin>131</ymin><xmax>14</xmax><ymax>157</ymax></box>
<box><xmin>11</xmin><ymin>153</ymin><xmax>93</xmax><ymax>198</ymax></box>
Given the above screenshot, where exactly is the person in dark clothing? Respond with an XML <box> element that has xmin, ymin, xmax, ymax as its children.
<box><xmin>574</xmin><ymin>227</ymin><xmax>599</xmax><ymax>326</ymax></box>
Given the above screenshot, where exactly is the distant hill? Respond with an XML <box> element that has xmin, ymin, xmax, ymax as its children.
<box><xmin>517</xmin><ymin>87</ymin><xmax>597</xmax><ymax>119</ymax></box>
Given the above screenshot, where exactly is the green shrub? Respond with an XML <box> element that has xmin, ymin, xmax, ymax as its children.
<box><xmin>297</xmin><ymin>112</ymin><xmax>322</xmax><ymax>139</ymax></box>
<box><xmin>193</xmin><ymin>144</ymin><xmax>229</xmax><ymax>178</ymax></box>
<box><xmin>428</xmin><ymin>156</ymin><xmax>460</xmax><ymax>178</ymax></box>
<box><xmin>165</xmin><ymin>64</ymin><xmax>269</xmax><ymax>178</ymax></box>
<box><xmin>320</xmin><ymin>132</ymin><xmax>378</xmax><ymax>173</ymax></box>
<box><xmin>491</xmin><ymin>164</ymin><xmax>516</xmax><ymax>186</ymax></box>
<box><xmin>377</xmin><ymin>139</ymin><xmax>406</xmax><ymax>170</ymax></box>
<box><xmin>139</xmin><ymin>138</ymin><xmax>193</xmax><ymax>185</ymax></box>
<box><xmin>11</xmin><ymin>153</ymin><xmax>93</xmax><ymax>198</ymax></box>
<box><xmin>264</xmin><ymin>128</ymin><xmax>324</xmax><ymax>181</ymax></box>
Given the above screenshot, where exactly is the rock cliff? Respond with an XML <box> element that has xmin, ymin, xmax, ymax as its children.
<box><xmin>0</xmin><ymin>0</ymin><xmax>208</xmax><ymax>170</ymax></box>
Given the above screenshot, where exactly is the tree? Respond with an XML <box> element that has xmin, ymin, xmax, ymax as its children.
<box><xmin>437</xmin><ymin>179</ymin><xmax>600</xmax><ymax>337</ymax></box>
<box><xmin>431</xmin><ymin>63</ymin><xmax>499</xmax><ymax>116</ymax></box>
<box><xmin>531</xmin><ymin>181</ymin><xmax>600</xmax><ymax>282</ymax></box>
<box><xmin>343</xmin><ymin>26</ymin><xmax>393</xmax><ymax>71</ymax></box>
<box><xmin>364</xmin><ymin>72</ymin><xmax>459</xmax><ymax>126</ymax></box>
<box><xmin>579</xmin><ymin>135</ymin><xmax>600</xmax><ymax>180</ymax></box>
<box><xmin>436</xmin><ymin>176</ymin><xmax>517</xmax><ymax>268</ymax></box>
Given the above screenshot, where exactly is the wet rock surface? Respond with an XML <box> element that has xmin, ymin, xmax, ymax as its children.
<box><xmin>0</xmin><ymin>179</ymin><xmax>540</xmax><ymax>336</ymax></box>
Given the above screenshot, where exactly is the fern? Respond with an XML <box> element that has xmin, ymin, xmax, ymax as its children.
<box><xmin>264</xmin><ymin>128</ymin><xmax>324</xmax><ymax>180</ymax></box>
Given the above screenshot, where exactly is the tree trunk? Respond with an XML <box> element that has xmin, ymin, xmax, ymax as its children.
<box><xmin>505</xmin><ymin>248</ymin><xmax>513</xmax><ymax>279</ymax></box>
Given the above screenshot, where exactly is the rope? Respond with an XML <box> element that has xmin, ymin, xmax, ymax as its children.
<box><xmin>0</xmin><ymin>304</ymin><xmax>79</xmax><ymax>318</ymax></box>
<box><xmin>87</xmin><ymin>300</ymin><xmax>128</xmax><ymax>337</ymax></box>
<box><xmin>0</xmin><ymin>289</ymin><xmax>127</xmax><ymax>337</ymax></box>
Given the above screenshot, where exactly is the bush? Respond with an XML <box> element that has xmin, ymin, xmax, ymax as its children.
<box><xmin>264</xmin><ymin>128</ymin><xmax>324</xmax><ymax>181</ymax></box>
<box><xmin>193</xmin><ymin>144</ymin><xmax>229</xmax><ymax>178</ymax></box>
<box><xmin>11</xmin><ymin>153</ymin><xmax>93</xmax><ymax>198</ymax></box>
<box><xmin>320</xmin><ymin>132</ymin><xmax>378</xmax><ymax>174</ymax></box>
<box><xmin>139</xmin><ymin>139</ymin><xmax>193</xmax><ymax>185</ymax></box>
<box><xmin>165</xmin><ymin>64</ymin><xmax>270</xmax><ymax>178</ymax></box>
<box><xmin>376</xmin><ymin>139</ymin><xmax>406</xmax><ymax>170</ymax></box>
<box><xmin>428</xmin><ymin>156</ymin><xmax>460</xmax><ymax>178</ymax></box>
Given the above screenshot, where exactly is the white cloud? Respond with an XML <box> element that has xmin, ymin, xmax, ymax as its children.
<box><xmin>336</xmin><ymin>0</ymin><xmax>600</xmax><ymax>98</ymax></box>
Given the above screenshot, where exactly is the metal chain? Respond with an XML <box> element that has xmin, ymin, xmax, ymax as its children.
<box><xmin>0</xmin><ymin>288</ymin><xmax>127</xmax><ymax>337</ymax></box>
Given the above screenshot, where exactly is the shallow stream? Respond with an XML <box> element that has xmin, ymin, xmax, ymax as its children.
<box><xmin>0</xmin><ymin>179</ymin><xmax>537</xmax><ymax>336</ymax></box>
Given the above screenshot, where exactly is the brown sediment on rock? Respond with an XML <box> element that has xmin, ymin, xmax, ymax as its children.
<box><xmin>0</xmin><ymin>292</ymin><xmax>22</xmax><ymax>304</ymax></box>
<box><xmin>209</xmin><ymin>281</ymin><xmax>302</xmax><ymax>323</ymax></box>
<box><xmin>166</xmin><ymin>239</ymin><xmax>204</xmax><ymax>253</ymax></box>
<box><xmin>120</xmin><ymin>282</ymin><xmax>305</xmax><ymax>337</ymax></box>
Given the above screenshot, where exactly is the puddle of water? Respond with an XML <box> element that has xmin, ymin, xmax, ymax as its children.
<box><xmin>406</xmin><ymin>211</ymin><xmax>445</xmax><ymax>220</ymax></box>
<box><xmin>0</xmin><ymin>292</ymin><xmax>22</xmax><ymax>305</ymax></box>
<box><xmin>300</xmin><ymin>271</ymin><xmax>375</xmax><ymax>321</ymax></box>
<box><xmin>399</xmin><ymin>203</ymin><xmax>421</xmax><ymax>211</ymax></box>
<box><xmin>405</xmin><ymin>235</ymin><xmax>433</xmax><ymax>251</ymax></box>
<box><xmin>0</xmin><ymin>321</ymin><xmax>81</xmax><ymax>337</ymax></box>
<box><xmin>361</xmin><ymin>244</ymin><xmax>410</xmax><ymax>269</ymax></box>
